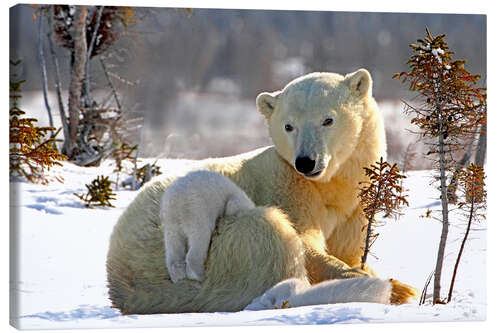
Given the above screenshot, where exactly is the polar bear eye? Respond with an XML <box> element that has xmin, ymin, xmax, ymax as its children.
<box><xmin>284</xmin><ymin>124</ymin><xmax>294</xmax><ymax>132</ymax></box>
<box><xmin>322</xmin><ymin>118</ymin><xmax>334</xmax><ymax>126</ymax></box>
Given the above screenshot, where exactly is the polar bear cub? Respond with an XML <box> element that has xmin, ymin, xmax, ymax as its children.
<box><xmin>160</xmin><ymin>170</ymin><xmax>255</xmax><ymax>283</ymax></box>
<box><xmin>244</xmin><ymin>277</ymin><xmax>393</xmax><ymax>310</ymax></box>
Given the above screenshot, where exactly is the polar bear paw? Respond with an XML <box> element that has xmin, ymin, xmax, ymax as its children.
<box><xmin>245</xmin><ymin>278</ymin><xmax>309</xmax><ymax>310</ymax></box>
<box><xmin>186</xmin><ymin>260</ymin><xmax>205</xmax><ymax>282</ymax></box>
<box><xmin>389</xmin><ymin>279</ymin><xmax>419</xmax><ymax>304</ymax></box>
<box><xmin>167</xmin><ymin>261</ymin><xmax>187</xmax><ymax>283</ymax></box>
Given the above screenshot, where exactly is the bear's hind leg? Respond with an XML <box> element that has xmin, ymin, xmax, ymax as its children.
<box><xmin>185</xmin><ymin>225</ymin><xmax>213</xmax><ymax>282</ymax></box>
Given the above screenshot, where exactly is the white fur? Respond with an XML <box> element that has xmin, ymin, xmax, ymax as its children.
<box><xmin>245</xmin><ymin>277</ymin><xmax>392</xmax><ymax>310</ymax></box>
<box><xmin>160</xmin><ymin>170</ymin><xmax>255</xmax><ymax>283</ymax></box>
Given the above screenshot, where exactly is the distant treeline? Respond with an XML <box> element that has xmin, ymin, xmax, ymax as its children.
<box><xmin>11</xmin><ymin>5</ymin><xmax>486</xmax><ymax>128</ymax></box>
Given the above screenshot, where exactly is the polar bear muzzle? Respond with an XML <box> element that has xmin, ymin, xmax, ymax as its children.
<box><xmin>294</xmin><ymin>155</ymin><xmax>317</xmax><ymax>175</ymax></box>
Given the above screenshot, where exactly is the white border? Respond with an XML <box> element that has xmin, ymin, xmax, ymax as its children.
<box><xmin>3</xmin><ymin>1</ymin><xmax>497</xmax><ymax>333</ymax></box>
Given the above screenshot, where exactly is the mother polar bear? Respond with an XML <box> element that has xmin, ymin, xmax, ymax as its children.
<box><xmin>106</xmin><ymin>69</ymin><xmax>418</xmax><ymax>314</ymax></box>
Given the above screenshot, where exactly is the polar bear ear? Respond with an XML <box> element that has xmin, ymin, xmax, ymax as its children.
<box><xmin>256</xmin><ymin>91</ymin><xmax>281</xmax><ymax>120</ymax></box>
<box><xmin>345</xmin><ymin>69</ymin><xmax>372</xmax><ymax>99</ymax></box>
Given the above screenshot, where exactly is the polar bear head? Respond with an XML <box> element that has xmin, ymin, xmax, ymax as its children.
<box><xmin>256</xmin><ymin>69</ymin><xmax>376</xmax><ymax>183</ymax></box>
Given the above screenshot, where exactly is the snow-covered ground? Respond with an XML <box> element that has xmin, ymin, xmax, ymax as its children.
<box><xmin>9</xmin><ymin>159</ymin><xmax>486</xmax><ymax>330</ymax></box>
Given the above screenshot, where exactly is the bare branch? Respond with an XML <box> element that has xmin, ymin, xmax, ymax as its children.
<box><xmin>100</xmin><ymin>56</ymin><xmax>122</xmax><ymax>111</ymax></box>
<box><xmin>37</xmin><ymin>5</ymin><xmax>54</xmax><ymax>132</ymax></box>
<box><xmin>83</xmin><ymin>5</ymin><xmax>104</xmax><ymax>107</ymax></box>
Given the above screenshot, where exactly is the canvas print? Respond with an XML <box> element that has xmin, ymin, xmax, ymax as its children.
<box><xmin>9</xmin><ymin>4</ymin><xmax>487</xmax><ymax>330</ymax></box>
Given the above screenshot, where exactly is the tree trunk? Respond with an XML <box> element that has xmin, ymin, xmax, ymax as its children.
<box><xmin>360</xmin><ymin>214</ymin><xmax>374</xmax><ymax>270</ymax></box>
<box><xmin>47</xmin><ymin>5</ymin><xmax>70</xmax><ymax>155</ymax></box>
<box><xmin>361</xmin><ymin>182</ymin><xmax>382</xmax><ymax>270</ymax></box>
<box><xmin>474</xmin><ymin>123</ymin><xmax>486</xmax><ymax>167</ymax></box>
<box><xmin>83</xmin><ymin>6</ymin><xmax>104</xmax><ymax>107</ymax></box>
<box><xmin>67</xmin><ymin>6</ymin><xmax>88</xmax><ymax>158</ymax></box>
<box><xmin>433</xmin><ymin>108</ymin><xmax>450</xmax><ymax>305</ymax></box>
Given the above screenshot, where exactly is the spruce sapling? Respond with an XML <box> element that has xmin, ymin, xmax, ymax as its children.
<box><xmin>358</xmin><ymin>157</ymin><xmax>408</xmax><ymax>270</ymax></box>
<box><xmin>393</xmin><ymin>28</ymin><xmax>486</xmax><ymax>304</ymax></box>
<box><xmin>447</xmin><ymin>164</ymin><xmax>486</xmax><ymax>303</ymax></box>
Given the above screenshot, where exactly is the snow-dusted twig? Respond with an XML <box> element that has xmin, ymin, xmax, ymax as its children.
<box><xmin>419</xmin><ymin>269</ymin><xmax>435</xmax><ymax>306</ymax></box>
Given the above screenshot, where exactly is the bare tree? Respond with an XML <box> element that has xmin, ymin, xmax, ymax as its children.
<box><xmin>67</xmin><ymin>5</ymin><xmax>88</xmax><ymax>156</ymax></box>
<box><xmin>44</xmin><ymin>5</ymin><xmax>141</xmax><ymax>165</ymax></box>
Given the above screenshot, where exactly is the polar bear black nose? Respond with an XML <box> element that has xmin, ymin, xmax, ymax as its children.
<box><xmin>295</xmin><ymin>156</ymin><xmax>316</xmax><ymax>174</ymax></box>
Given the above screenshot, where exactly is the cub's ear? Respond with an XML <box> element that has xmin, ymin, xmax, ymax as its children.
<box><xmin>256</xmin><ymin>91</ymin><xmax>281</xmax><ymax>120</ymax></box>
<box><xmin>345</xmin><ymin>68</ymin><xmax>372</xmax><ymax>99</ymax></box>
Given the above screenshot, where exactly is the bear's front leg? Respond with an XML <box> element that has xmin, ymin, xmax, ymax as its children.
<box><xmin>304</xmin><ymin>245</ymin><xmax>370</xmax><ymax>282</ymax></box>
<box><xmin>324</xmin><ymin>206</ymin><xmax>419</xmax><ymax>303</ymax></box>
<box><xmin>300</xmin><ymin>229</ymin><xmax>370</xmax><ymax>283</ymax></box>
<box><xmin>326</xmin><ymin>205</ymin><xmax>374</xmax><ymax>272</ymax></box>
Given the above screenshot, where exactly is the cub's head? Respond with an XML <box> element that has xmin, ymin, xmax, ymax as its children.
<box><xmin>256</xmin><ymin>69</ymin><xmax>374</xmax><ymax>183</ymax></box>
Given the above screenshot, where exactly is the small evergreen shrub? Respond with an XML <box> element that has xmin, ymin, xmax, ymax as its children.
<box><xmin>74</xmin><ymin>175</ymin><xmax>116</xmax><ymax>208</ymax></box>
<box><xmin>358</xmin><ymin>157</ymin><xmax>408</xmax><ymax>269</ymax></box>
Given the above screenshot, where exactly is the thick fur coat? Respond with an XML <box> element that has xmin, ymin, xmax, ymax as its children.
<box><xmin>106</xmin><ymin>69</ymin><xmax>417</xmax><ymax>314</ymax></box>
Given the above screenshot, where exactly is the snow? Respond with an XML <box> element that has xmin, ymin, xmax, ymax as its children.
<box><xmin>432</xmin><ymin>48</ymin><xmax>444</xmax><ymax>64</ymax></box>
<box><xmin>9</xmin><ymin>160</ymin><xmax>486</xmax><ymax>330</ymax></box>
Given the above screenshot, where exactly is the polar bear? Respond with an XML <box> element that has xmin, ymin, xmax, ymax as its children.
<box><xmin>244</xmin><ymin>277</ymin><xmax>394</xmax><ymax>310</ymax></box>
<box><xmin>160</xmin><ymin>170</ymin><xmax>255</xmax><ymax>283</ymax></box>
<box><xmin>107</xmin><ymin>69</ymin><xmax>418</xmax><ymax>314</ymax></box>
